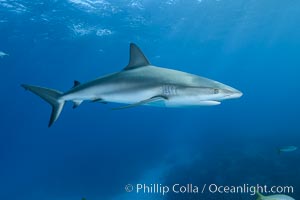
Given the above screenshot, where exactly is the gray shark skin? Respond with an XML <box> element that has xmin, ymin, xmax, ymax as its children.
<box><xmin>21</xmin><ymin>43</ymin><xmax>242</xmax><ymax>127</ymax></box>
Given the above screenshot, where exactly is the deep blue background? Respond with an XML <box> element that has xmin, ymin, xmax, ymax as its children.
<box><xmin>0</xmin><ymin>0</ymin><xmax>299</xmax><ymax>200</ymax></box>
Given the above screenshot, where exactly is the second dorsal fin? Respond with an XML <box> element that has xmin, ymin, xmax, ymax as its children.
<box><xmin>72</xmin><ymin>80</ymin><xmax>81</xmax><ymax>88</ymax></box>
<box><xmin>124</xmin><ymin>43</ymin><xmax>150</xmax><ymax>70</ymax></box>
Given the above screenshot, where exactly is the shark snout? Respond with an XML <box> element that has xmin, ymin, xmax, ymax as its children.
<box><xmin>224</xmin><ymin>88</ymin><xmax>243</xmax><ymax>99</ymax></box>
<box><xmin>219</xmin><ymin>86</ymin><xmax>243</xmax><ymax>100</ymax></box>
<box><xmin>230</xmin><ymin>90</ymin><xmax>243</xmax><ymax>98</ymax></box>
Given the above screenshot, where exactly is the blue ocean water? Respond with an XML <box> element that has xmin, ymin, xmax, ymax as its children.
<box><xmin>1</xmin><ymin>0</ymin><xmax>300</xmax><ymax>200</ymax></box>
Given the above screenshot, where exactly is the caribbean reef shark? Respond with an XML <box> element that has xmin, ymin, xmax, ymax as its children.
<box><xmin>22</xmin><ymin>43</ymin><xmax>242</xmax><ymax>127</ymax></box>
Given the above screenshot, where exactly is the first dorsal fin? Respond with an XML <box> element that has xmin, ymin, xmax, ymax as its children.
<box><xmin>72</xmin><ymin>80</ymin><xmax>81</xmax><ymax>88</ymax></box>
<box><xmin>124</xmin><ymin>43</ymin><xmax>150</xmax><ymax>70</ymax></box>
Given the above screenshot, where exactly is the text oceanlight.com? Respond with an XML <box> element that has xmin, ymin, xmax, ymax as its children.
<box><xmin>124</xmin><ymin>183</ymin><xmax>294</xmax><ymax>196</ymax></box>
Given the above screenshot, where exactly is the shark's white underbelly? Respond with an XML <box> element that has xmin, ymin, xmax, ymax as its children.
<box><xmin>103</xmin><ymin>93</ymin><xmax>220</xmax><ymax>107</ymax></box>
<box><xmin>63</xmin><ymin>84</ymin><xmax>220</xmax><ymax>107</ymax></box>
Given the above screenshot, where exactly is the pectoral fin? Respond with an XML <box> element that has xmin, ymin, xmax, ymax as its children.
<box><xmin>91</xmin><ymin>98</ymin><xmax>108</xmax><ymax>104</ymax></box>
<box><xmin>198</xmin><ymin>101</ymin><xmax>220</xmax><ymax>106</ymax></box>
<box><xmin>112</xmin><ymin>95</ymin><xmax>168</xmax><ymax>110</ymax></box>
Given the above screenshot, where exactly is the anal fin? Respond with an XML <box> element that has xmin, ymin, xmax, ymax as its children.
<box><xmin>73</xmin><ymin>100</ymin><xmax>83</xmax><ymax>109</ymax></box>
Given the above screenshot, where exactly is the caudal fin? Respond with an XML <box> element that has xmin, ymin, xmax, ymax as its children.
<box><xmin>21</xmin><ymin>84</ymin><xmax>65</xmax><ymax>127</ymax></box>
<box><xmin>256</xmin><ymin>190</ymin><xmax>265</xmax><ymax>200</ymax></box>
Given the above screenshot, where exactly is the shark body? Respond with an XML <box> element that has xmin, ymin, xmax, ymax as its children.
<box><xmin>0</xmin><ymin>51</ymin><xmax>8</xmax><ymax>58</ymax></box>
<box><xmin>257</xmin><ymin>191</ymin><xmax>295</xmax><ymax>200</ymax></box>
<box><xmin>22</xmin><ymin>43</ymin><xmax>242</xmax><ymax>127</ymax></box>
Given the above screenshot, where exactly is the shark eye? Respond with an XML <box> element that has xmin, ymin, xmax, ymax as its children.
<box><xmin>214</xmin><ymin>89</ymin><xmax>219</xmax><ymax>94</ymax></box>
